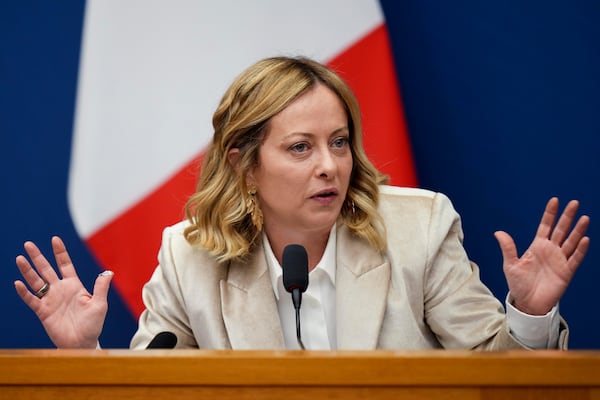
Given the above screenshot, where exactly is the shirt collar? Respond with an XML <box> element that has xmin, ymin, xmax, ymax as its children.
<box><xmin>264</xmin><ymin>224</ymin><xmax>337</xmax><ymax>301</ymax></box>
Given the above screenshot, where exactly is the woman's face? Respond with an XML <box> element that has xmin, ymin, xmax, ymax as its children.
<box><xmin>249</xmin><ymin>83</ymin><xmax>353</xmax><ymax>238</ymax></box>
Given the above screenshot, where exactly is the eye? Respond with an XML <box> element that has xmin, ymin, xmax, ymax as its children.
<box><xmin>289</xmin><ymin>142</ymin><xmax>310</xmax><ymax>153</ymax></box>
<box><xmin>331</xmin><ymin>136</ymin><xmax>349</xmax><ymax>148</ymax></box>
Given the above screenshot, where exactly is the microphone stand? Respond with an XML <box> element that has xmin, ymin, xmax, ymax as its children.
<box><xmin>292</xmin><ymin>288</ymin><xmax>305</xmax><ymax>350</ymax></box>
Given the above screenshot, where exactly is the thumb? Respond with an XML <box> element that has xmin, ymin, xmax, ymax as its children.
<box><xmin>494</xmin><ymin>231</ymin><xmax>518</xmax><ymax>264</ymax></box>
<box><xmin>92</xmin><ymin>270</ymin><xmax>114</xmax><ymax>302</ymax></box>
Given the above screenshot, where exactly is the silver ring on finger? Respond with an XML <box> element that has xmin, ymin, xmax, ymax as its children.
<box><xmin>34</xmin><ymin>282</ymin><xmax>50</xmax><ymax>299</ymax></box>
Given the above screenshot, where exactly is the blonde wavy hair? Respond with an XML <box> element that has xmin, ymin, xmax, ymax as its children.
<box><xmin>184</xmin><ymin>56</ymin><xmax>388</xmax><ymax>262</ymax></box>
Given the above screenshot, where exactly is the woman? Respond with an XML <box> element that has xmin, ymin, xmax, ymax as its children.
<box><xmin>14</xmin><ymin>56</ymin><xmax>590</xmax><ymax>350</ymax></box>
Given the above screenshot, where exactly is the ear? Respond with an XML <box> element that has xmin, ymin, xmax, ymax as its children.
<box><xmin>227</xmin><ymin>148</ymin><xmax>241</xmax><ymax>172</ymax></box>
<box><xmin>228</xmin><ymin>148</ymin><xmax>256</xmax><ymax>187</ymax></box>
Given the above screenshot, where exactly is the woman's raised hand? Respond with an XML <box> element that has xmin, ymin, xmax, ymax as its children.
<box><xmin>14</xmin><ymin>236</ymin><xmax>113</xmax><ymax>348</ymax></box>
<box><xmin>494</xmin><ymin>198</ymin><xmax>590</xmax><ymax>315</ymax></box>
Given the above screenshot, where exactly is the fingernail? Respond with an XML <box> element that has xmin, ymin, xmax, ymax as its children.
<box><xmin>99</xmin><ymin>270</ymin><xmax>114</xmax><ymax>277</ymax></box>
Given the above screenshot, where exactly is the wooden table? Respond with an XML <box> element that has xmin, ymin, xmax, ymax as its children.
<box><xmin>1</xmin><ymin>349</ymin><xmax>599</xmax><ymax>399</ymax></box>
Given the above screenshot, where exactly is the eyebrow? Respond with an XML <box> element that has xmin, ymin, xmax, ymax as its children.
<box><xmin>281</xmin><ymin>127</ymin><xmax>349</xmax><ymax>141</ymax></box>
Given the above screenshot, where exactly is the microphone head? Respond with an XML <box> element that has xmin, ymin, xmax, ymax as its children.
<box><xmin>282</xmin><ymin>244</ymin><xmax>308</xmax><ymax>293</ymax></box>
<box><xmin>146</xmin><ymin>331</ymin><xmax>178</xmax><ymax>349</ymax></box>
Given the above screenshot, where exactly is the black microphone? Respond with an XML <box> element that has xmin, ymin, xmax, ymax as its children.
<box><xmin>282</xmin><ymin>244</ymin><xmax>309</xmax><ymax>350</ymax></box>
<box><xmin>146</xmin><ymin>331</ymin><xmax>177</xmax><ymax>349</ymax></box>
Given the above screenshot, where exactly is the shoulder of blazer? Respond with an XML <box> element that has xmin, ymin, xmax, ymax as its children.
<box><xmin>160</xmin><ymin>220</ymin><xmax>230</xmax><ymax>283</ymax></box>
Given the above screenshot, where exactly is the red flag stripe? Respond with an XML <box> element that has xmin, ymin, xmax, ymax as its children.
<box><xmin>86</xmin><ymin>155</ymin><xmax>202</xmax><ymax>316</ymax></box>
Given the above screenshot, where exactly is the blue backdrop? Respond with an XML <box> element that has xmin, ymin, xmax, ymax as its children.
<box><xmin>1</xmin><ymin>1</ymin><xmax>598</xmax><ymax>348</ymax></box>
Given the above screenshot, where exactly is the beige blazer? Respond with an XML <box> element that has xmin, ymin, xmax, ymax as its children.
<box><xmin>130</xmin><ymin>186</ymin><xmax>567</xmax><ymax>350</ymax></box>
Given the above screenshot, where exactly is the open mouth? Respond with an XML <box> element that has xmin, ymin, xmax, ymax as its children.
<box><xmin>311</xmin><ymin>190</ymin><xmax>337</xmax><ymax>199</ymax></box>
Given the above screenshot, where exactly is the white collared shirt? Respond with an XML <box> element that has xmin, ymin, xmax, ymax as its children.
<box><xmin>263</xmin><ymin>225</ymin><xmax>558</xmax><ymax>350</ymax></box>
<box><xmin>264</xmin><ymin>226</ymin><xmax>337</xmax><ymax>350</ymax></box>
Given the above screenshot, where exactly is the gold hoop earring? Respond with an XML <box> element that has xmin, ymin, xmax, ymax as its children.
<box><xmin>246</xmin><ymin>187</ymin><xmax>263</xmax><ymax>231</ymax></box>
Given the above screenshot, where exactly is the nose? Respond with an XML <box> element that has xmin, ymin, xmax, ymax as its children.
<box><xmin>315</xmin><ymin>147</ymin><xmax>337</xmax><ymax>179</ymax></box>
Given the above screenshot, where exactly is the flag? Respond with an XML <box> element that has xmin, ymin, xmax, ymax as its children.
<box><xmin>68</xmin><ymin>0</ymin><xmax>416</xmax><ymax>317</ymax></box>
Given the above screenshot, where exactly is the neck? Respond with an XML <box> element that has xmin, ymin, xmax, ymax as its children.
<box><xmin>265</xmin><ymin>225</ymin><xmax>333</xmax><ymax>272</ymax></box>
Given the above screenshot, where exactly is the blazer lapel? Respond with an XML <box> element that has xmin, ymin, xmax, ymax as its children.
<box><xmin>336</xmin><ymin>225</ymin><xmax>391</xmax><ymax>349</ymax></box>
<box><xmin>220</xmin><ymin>242</ymin><xmax>285</xmax><ymax>349</ymax></box>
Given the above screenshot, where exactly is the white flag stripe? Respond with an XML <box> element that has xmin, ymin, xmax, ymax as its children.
<box><xmin>68</xmin><ymin>0</ymin><xmax>383</xmax><ymax>237</ymax></box>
